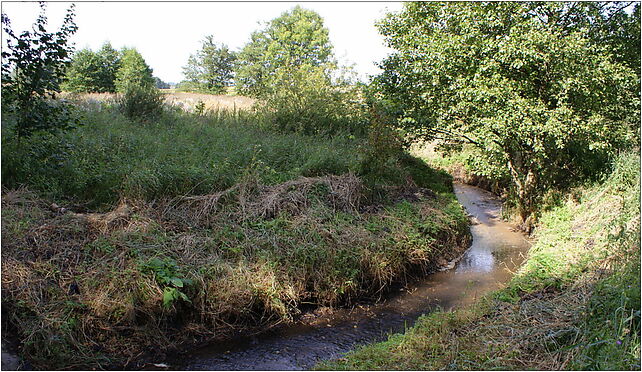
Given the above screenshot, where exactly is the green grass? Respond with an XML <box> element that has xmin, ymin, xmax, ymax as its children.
<box><xmin>1</xmin><ymin>102</ymin><xmax>470</xmax><ymax>369</ymax></box>
<box><xmin>321</xmin><ymin>151</ymin><xmax>641</xmax><ymax>371</ymax></box>
<box><xmin>1</xmin><ymin>106</ymin><xmax>363</xmax><ymax>209</ymax></box>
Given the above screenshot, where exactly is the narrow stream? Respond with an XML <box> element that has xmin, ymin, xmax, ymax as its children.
<box><xmin>172</xmin><ymin>184</ymin><xmax>531</xmax><ymax>370</ymax></box>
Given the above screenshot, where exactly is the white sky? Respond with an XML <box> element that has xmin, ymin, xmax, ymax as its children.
<box><xmin>1</xmin><ymin>1</ymin><xmax>404</xmax><ymax>83</ymax></box>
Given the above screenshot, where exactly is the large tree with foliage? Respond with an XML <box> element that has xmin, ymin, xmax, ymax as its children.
<box><xmin>182</xmin><ymin>35</ymin><xmax>236</xmax><ymax>93</ymax></box>
<box><xmin>1</xmin><ymin>2</ymin><xmax>78</xmax><ymax>138</ymax></box>
<box><xmin>95</xmin><ymin>42</ymin><xmax>121</xmax><ymax>91</ymax></box>
<box><xmin>235</xmin><ymin>6</ymin><xmax>335</xmax><ymax>96</ymax></box>
<box><xmin>62</xmin><ymin>42</ymin><xmax>121</xmax><ymax>93</ymax></box>
<box><xmin>376</xmin><ymin>1</ymin><xmax>639</xmax><ymax>228</ymax></box>
<box><xmin>61</xmin><ymin>48</ymin><xmax>104</xmax><ymax>93</ymax></box>
<box><xmin>114</xmin><ymin>48</ymin><xmax>155</xmax><ymax>92</ymax></box>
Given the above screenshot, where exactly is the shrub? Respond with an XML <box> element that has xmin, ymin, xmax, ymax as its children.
<box><xmin>260</xmin><ymin>64</ymin><xmax>367</xmax><ymax>136</ymax></box>
<box><xmin>1</xmin><ymin>3</ymin><xmax>79</xmax><ymax>138</ymax></box>
<box><xmin>116</xmin><ymin>84</ymin><xmax>165</xmax><ymax>122</ymax></box>
<box><xmin>358</xmin><ymin>105</ymin><xmax>406</xmax><ymax>186</ymax></box>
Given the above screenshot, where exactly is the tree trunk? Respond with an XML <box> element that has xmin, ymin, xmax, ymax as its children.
<box><xmin>507</xmin><ymin>156</ymin><xmax>538</xmax><ymax>233</ymax></box>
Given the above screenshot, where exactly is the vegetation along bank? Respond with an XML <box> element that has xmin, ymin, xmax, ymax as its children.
<box><xmin>320</xmin><ymin>3</ymin><xmax>640</xmax><ymax>369</ymax></box>
<box><xmin>1</xmin><ymin>6</ymin><xmax>471</xmax><ymax>368</ymax></box>
<box><xmin>1</xmin><ymin>1</ymin><xmax>640</xmax><ymax>370</ymax></box>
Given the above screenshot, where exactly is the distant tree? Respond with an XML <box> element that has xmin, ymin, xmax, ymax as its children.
<box><xmin>114</xmin><ymin>48</ymin><xmax>155</xmax><ymax>92</ymax></box>
<box><xmin>182</xmin><ymin>35</ymin><xmax>236</xmax><ymax>93</ymax></box>
<box><xmin>62</xmin><ymin>42</ymin><xmax>121</xmax><ymax>93</ymax></box>
<box><xmin>61</xmin><ymin>48</ymin><xmax>104</xmax><ymax>93</ymax></box>
<box><xmin>235</xmin><ymin>6</ymin><xmax>334</xmax><ymax>96</ymax></box>
<box><xmin>376</xmin><ymin>1</ymin><xmax>639</xmax><ymax>228</ymax></box>
<box><xmin>95</xmin><ymin>42</ymin><xmax>121</xmax><ymax>91</ymax></box>
<box><xmin>1</xmin><ymin>2</ymin><xmax>79</xmax><ymax>138</ymax></box>
<box><xmin>154</xmin><ymin>76</ymin><xmax>170</xmax><ymax>89</ymax></box>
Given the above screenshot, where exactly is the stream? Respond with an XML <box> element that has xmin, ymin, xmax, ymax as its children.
<box><xmin>170</xmin><ymin>184</ymin><xmax>531</xmax><ymax>370</ymax></box>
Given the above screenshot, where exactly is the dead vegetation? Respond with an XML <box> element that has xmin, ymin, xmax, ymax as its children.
<box><xmin>59</xmin><ymin>91</ymin><xmax>257</xmax><ymax>113</ymax></box>
<box><xmin>1</xmin><ymin>173</ymin><xmax>470</xmax><ymax>369</ymax></box>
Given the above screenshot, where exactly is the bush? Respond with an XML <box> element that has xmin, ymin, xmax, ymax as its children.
<box><xmin>1</xmin><ymin>3</ymin><xmax>79</xmax><ymax>138</ymax></box>
<box><xmin>260</xmin><ymin>65</ymin><xmax>367</xmax><ymax>136</ymax></box>
<box><xmin>358</xmin><ymin>105</ymin><xmax>406</xmax><ymax>186</ymax></box>
<box><xmin>116</xmin><ymin>85</ymin><xmax>165</xmax><ymax>122</ymax></box>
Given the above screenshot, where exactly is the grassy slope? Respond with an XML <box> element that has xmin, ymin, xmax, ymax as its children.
<box><xmin>321</xmin><ymin>152</ymin><xmax>640</xmax><ymax>370</ymax></box>
<box><xmin>1</xmin><ymin>105</ymin><xmax>470</xmax><ymax>369</ymax></box>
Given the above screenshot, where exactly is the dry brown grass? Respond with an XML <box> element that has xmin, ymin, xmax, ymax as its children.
<box><xmin>162</xmin><ymin>91</ymin><xmax>256</xmax><ymax>112</ymax></box>
<box><xmin>1</xmin><ymin>173</ymin><xmax>470</xmax><ymax>369</ymax></box>
<box><xmin>59</xmin><ymin>91</ymin><xmax>256</xmax><ymax>112</ymax></box>
<box><xmin>164</xmin><ymin>173</ymin><xmax>362</xmax><ymax>228</ymax></box>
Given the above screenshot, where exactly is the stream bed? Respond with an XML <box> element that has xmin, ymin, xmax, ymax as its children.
<box><xmin>171</xmin><ymin>184</ymin><xmax>531</xmax><ymax>370</ymax></box>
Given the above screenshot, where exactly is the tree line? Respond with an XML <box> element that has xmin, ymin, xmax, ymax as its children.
<box><xmin>63</xmin><ymin>6</ymin><xmax>343</xmax><ymax>99</ymax></box>
<box><xmin>62</xmin><ymin>43</ymin><xmax>161</xmax><ymax>93</ymax></box>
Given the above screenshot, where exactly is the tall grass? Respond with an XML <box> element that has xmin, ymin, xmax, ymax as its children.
<box><xmin>2</xmin><ymin>106</ymin><xmax>362</xmax><ymax>209</ymax></box>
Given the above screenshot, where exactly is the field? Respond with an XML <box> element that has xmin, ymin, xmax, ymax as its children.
<box><xmin>60</xmin><ymin>91</ymin><xmax>257</xmax><ymax>113</ymax></box>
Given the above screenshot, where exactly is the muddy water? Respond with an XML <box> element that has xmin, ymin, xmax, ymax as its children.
<box><xmin>172</xmin><ymin>184</ymin><xmax>530</xmax><ymax>370</ymax></box>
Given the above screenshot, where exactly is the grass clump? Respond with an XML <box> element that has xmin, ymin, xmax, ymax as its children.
<box><xmin>322</xmin><ymin>151</ymin><xmax>640</xmax><ymax>371</ymax></box>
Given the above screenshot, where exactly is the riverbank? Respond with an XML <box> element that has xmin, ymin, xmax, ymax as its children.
<box><xmin>168</xmin><ymin>183</ymin><xmax>529</xmax><ymax>370</ymax></box>
<box><xmin>1</xmin><ymin>173</ymin><xmax>469</xmax><ymax>370</ymax></box>
<box><xmin>320</xmin><ymin>151</ymin><xmax>641</xmax><ymax>370</ymax></box>
<box><xmin>1</xmin><ymin>104</ymin><xmax>471</xmax><ymax>369</ymax></box>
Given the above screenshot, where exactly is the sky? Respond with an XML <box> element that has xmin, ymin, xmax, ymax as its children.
<box><xmin>1</xmin><ymin>1</ymin><xmax>404</xmax><ymax>83</ymax></box>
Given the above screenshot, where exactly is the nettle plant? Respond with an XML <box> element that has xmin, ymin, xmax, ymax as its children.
<box><xmin>140</xmin><ymin>257</ymin><xmax>193</xmax><ymax>308</ymax></box>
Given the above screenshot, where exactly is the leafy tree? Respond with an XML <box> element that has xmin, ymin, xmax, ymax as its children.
<box><xmin>62</xmin><ymin>48</ymin><xmax>104</xmax><ymax>92</ymax></box>
<box><xmin>114</xmin><ymin>47</ymin><xmax>155</xmax><ymax>92</ymax></box>
<box><xmin>1</xmin><ymin>2</ymin><xmax>79</xmax><ymax>138</ymax></box>
<box><xmin>154</xmin><ymin>76</ymin><xmax>170</xmax><ymax>89</ymax></box>
<box><xmin>262</xmin><ymin>63</ymin><xmax>364</xmax><ymax>135</ymax></box>
<box><xmin>521</xmin><ymin>2</ymin><xmax>641</xmax><ymax>72</ymax></box>
<box><xmin>591</xmin><ymin>2</ymin><xmax>641</xmax><ymax>72</ymax></box>
<box><xmin>95</xmin><ymin>42</ymin><xmax>121</xmax><ymax>91</ymax></box>
<box><xmin>111</xmin><ymin>48</ymin><xmax>163</xmax><ymax>121</ymax></box>
<box><xmin>182</xmin><ymin>35</ymin><xmax>236</xmax><ymax>93</ymax></box>
<box><xmin>376</xmin><ymin>1</ymin><xmax>639</xmax><ymax>228</ymax></box>
<box><xmin>235</xmin><ymin>6</ymin><xmax>334</xmax><ymax>96</ymax></box>
<box><xmin>62</xmin><ymin>42</ymin><xmax>121</xmax><ymax>93</ymax></box>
